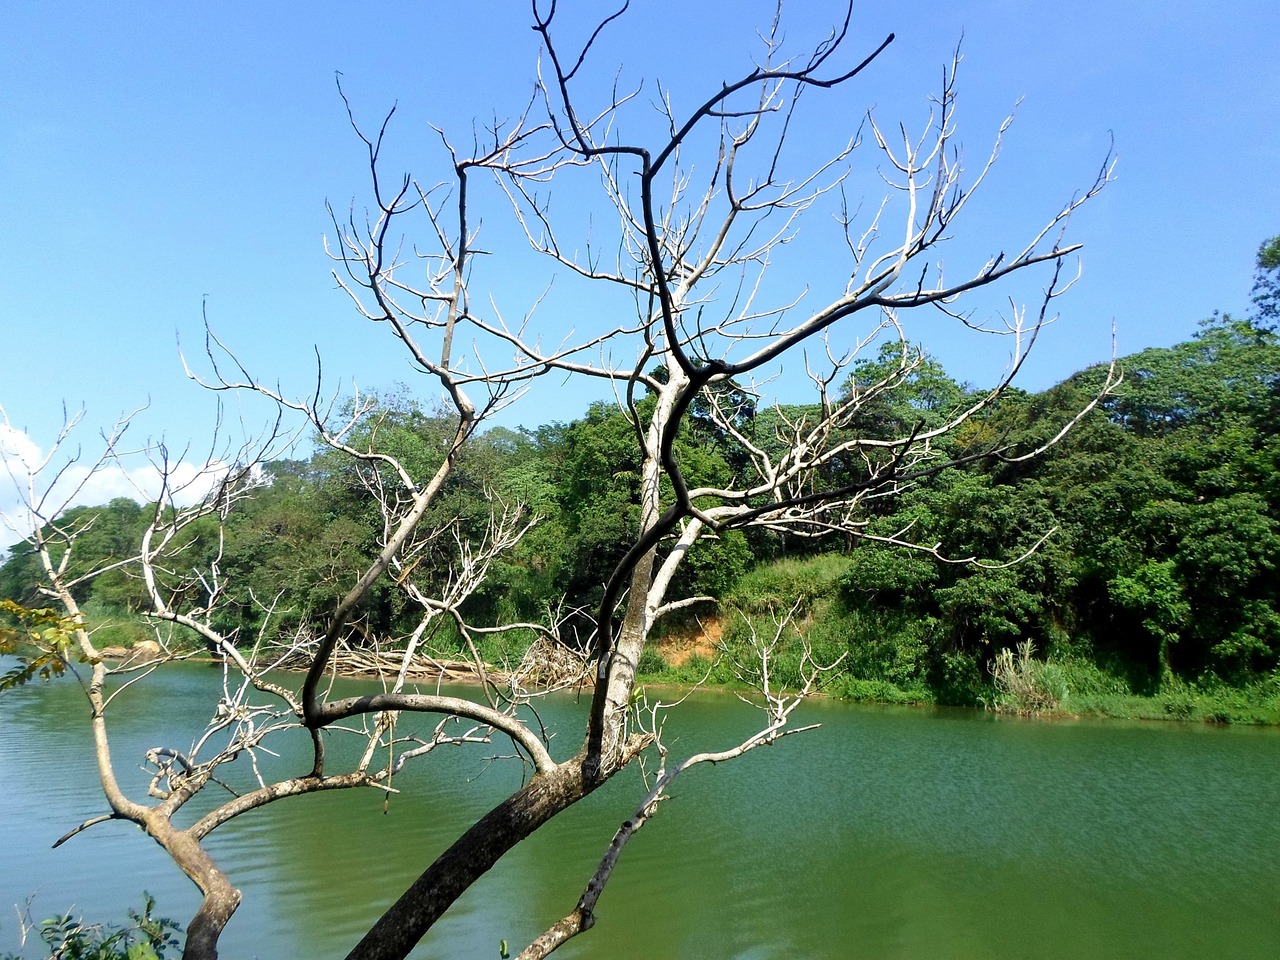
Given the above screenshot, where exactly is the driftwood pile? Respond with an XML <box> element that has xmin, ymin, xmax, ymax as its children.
<box><xmin>268</xmin><ymin>646</ymin><xmax>493</xmax><ymax>684</ymax></box>
<box><xmin>267</xmin><ymin>638</ymin><xmax>591</xmax><ymax>691</ymax></box>
<box><xmin>510</xmin><ymin>636</ymin><xmax>591</xmax><ymax>691</ymax></box>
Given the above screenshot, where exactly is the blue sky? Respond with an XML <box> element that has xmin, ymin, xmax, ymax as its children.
<box><xmin>1</xmin><ymin>1</ymin><xmax>1278</xmax><ymax>546</ymax></box>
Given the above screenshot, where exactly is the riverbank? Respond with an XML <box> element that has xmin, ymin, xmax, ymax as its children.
<box><xmin>56</xmin><ymin>622</ymin><xmax>1280</xmax><ymax>728</ymax></box>
<box><xmin>20</xmin><ymin>608</ymin><xmax>1280</xmax><ymax>730</ymax></box>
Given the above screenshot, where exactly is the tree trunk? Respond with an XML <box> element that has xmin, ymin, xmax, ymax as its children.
<box><xmin>345</xmin><ymin>754</ymin><xmax>595</xmax><ymax>960</ymax></box>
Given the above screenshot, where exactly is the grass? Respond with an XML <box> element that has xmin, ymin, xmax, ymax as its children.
<box><xmin>986</xmin><ymin>649</ymin><xmax>1280</xmax><ymax>724</ymax></box>
<box><xmin>820</xmin><ymin>674</ymin><xmax>934</xmax><ymax>704</ymax></box>
<box><xmin>77</xmin><ymin>601</ymin><xmax>197</xmax><ymax>653</ymax></box>
<box><xmin>725</xmin><ymin>553</ymin><xmax>853</xmax><ymax>613</ymax></box>
<box><xmin>1063</xmin><ymin>673</ymin><xmax>1280</xmax><ymax>725</ymax></box>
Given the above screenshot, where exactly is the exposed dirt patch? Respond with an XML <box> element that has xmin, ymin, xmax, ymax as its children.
<box><xmin>656</xmin><ymin>616</ymin><xmax>722</xmax><ymax>667</ymax></box>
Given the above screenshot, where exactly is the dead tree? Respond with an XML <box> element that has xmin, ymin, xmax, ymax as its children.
<box><xmin>2</xmin><ymin>3</ymin><xmax>1115</xmax><ymax>959</ymax></box>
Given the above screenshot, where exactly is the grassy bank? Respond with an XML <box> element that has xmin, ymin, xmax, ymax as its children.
<box><xmin>45</xmin><ymin>568</ymin><xmax>1280</xmax><ymax>725</ymax></box>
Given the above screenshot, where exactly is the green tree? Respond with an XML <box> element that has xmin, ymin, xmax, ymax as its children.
<box><xmin>842</xmin><ymin>341</ymin><xmax>969</xmax><ymax>440</ymax></box>
<box><xmin>1251</xmin><ymin>233</ymin><xmax>1280</xmax><ymax>327</ymax></box>
<box><xmin>1108</xmin><ymin>559</ymin><xmax>1189</xmax><ymax>681</ymax></box>
<box><xmin>0</xmin><ymin>499</ymin><xmax>150</xmax><ymax>610</ymax></box>
<box><xmin>554</xmin><ymin>400</ymin><xmax>751</xmax><ymax>616</ymax></box>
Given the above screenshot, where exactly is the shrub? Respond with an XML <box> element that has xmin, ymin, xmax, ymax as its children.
<box><xmin>636</xmin><ymin>646</ymin><xmax>668</xmax><ymax>676</ymax></box>
<box><xmin>2</xmin><ymin>895</ymin><xmax>181</xmax><ymax>960</ymax></box>
<box><xmin>989</xmin><ymin>641</ymin><xmax>1068</xmax><ymax>714</ymax></box>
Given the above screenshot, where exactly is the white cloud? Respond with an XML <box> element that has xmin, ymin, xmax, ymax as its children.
<box><xmin>0</xmin><ymin>423</ymin><xmax>42</xmax><ymax>472</ymax></box>
<box><xmin>0</xmin><ymin>424</ymin><xmax>43</xmax><ymax>553</ymax></box>
<box><xmin>0</xmin><ymin>424</ymin><xmax>227</xmax><ymax>556</ymax></box>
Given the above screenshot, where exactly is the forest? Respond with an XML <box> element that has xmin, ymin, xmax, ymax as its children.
<box><xmin>5</xmin><ymin>293</ymin><xmax>1278</xmax><ymax>723</ymax></box>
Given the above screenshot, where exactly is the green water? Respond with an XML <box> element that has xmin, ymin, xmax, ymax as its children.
<box><xmin>1</xmin><ymin>662</ymin><xmax>1277</xmax><ymax>959</ymax></box>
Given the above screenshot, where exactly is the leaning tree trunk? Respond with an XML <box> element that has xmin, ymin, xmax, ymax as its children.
<box><xmin>345</xmin><ymin>755</ymin><xmax>597</xmax><ymax>960</ymax></box>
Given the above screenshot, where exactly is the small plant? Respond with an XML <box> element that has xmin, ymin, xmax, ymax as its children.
<box><xmin>989</xmin><ymin>641</ymin><xmax>1068</xmax><ymax>715</ymax></box>
<box><xmin>2</xmin><ymin>895</ymin><xmax>181</xmax><ymax>960</ymax></box>
<box><xmin>636</xmin><ymin>646</ymin><xmax>668</xmax><ymax>676</ymax></box>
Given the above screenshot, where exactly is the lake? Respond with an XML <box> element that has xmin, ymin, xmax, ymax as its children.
<box><xmin>1</xmin><ymin>661</ymin><xmax>1278</xmax><ymax>958</ymax></box>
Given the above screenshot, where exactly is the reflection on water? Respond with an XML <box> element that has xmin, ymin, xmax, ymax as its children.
<box><xmin>1</xmin><ymin>662</ymin><xmax>1278</xmax><ymax>959</ymax></box>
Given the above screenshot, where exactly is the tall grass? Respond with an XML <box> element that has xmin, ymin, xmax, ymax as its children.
<box><xmin>989</xmin><ymin>641</ymin><xmax>1068</xmax><ymax>714</ymax></box>
<box><xmin>725</xmin><ymin>553</ymin><xmax>853</xmax><ymax>613</ymax></box>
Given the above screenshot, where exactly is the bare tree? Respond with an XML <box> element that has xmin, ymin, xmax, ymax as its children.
<box><xmin>2</xmin><ymin>3</ymin><xmax>1116</xmax><ymax>959</ymax></box>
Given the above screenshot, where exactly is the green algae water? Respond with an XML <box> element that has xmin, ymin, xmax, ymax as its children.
<box><xmin>1</xmin><ymin>662</ymin><xmax>1277</xmax><ymax>959</ymax></box>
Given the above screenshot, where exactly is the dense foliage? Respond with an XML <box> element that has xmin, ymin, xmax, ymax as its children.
<box><xmin>832</xmin><ymin>314</ymin><xmax>1279</xmax><ymax>703</ymax></box>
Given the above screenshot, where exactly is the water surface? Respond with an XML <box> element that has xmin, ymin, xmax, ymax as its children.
<box><xmin>1</xmin><ymin>662</ymin><xmax>1276</xmax><ymax>958</ymax></box>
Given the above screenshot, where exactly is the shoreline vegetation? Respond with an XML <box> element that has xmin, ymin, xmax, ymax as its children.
<box><xmin>5</xmin><ymin>312</ymin><xmax>1280</xmax><ymax>728</ymax></box>
<box><xmin>77</xmin><ymin>600</ymin><xmax>1280</xmax><ymax>727</ymax></box>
